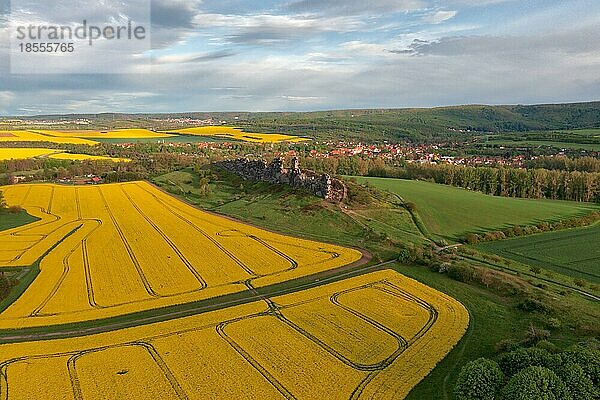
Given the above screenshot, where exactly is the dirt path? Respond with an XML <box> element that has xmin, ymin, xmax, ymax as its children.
<box><xmin>0</xmin><ymin>252</ymin><xmax>397</xmax><ymax>344</ymax></box>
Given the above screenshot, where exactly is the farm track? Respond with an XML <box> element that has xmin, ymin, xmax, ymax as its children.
<box><xmin>0</xmin><ymin>252</ymin><xmax>386</xmax><ymax>344</ymax></box>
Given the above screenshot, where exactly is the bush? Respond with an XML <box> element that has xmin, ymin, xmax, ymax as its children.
<box><xmin>554</xmin><ymin>363</ymin><xmax>598</xmax><ymax>400</ymax></box>
<box><xmin>529</xmin><ymin>266</ymin><xmax>542</xmax><ymax>275</ymax></box>
<box><xmin>455</xmin><ymin>358</ymin><xmax>505</xmax><ymax>400</ymax></box>
<box><xmin>465</xmin><ymin>233</ymin><xmax>480</xmax><ymax>244</ymax></box>
<box><xmin>546</xmin><ymin>318</ymin><xmax>561</xmax><ymax>330</ymax></box>
<box><xmin>448</xmin><ymin>264</ymin><xmax>477</xmax><ymax>283</ymax></box>
<box><xmin>560</xmin><ymin>345</ymin><xmax>600</xmax><ymax>385</ymax></box>
<box><xmin>404</xmin><ymin>202</ymin><xmax>417</xmax><ymax>211</ymax></box>
<box><xmin>517</xmin><ymin>298</ymin><xmax>549</xmax><ymax>313</ymax></box>
<box><xmin>7</xmin><ymin>205</ymin><xmax>23</xmax><ymax>214</ymax></box>
<box><xmin>498</xmin><ymin>347</ymin><xmax>556</xmax><ymax>377</ymax></box>
<box><xmin>500</xmin><ymin>366</ymin><xmax>571</xmax><ymax>400</ymax></box>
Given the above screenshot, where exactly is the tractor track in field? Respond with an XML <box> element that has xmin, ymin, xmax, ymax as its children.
<box><xmin>0</xmin><ymin>251</ymin><xmax>401</xmax><ymax>344</ymax></box>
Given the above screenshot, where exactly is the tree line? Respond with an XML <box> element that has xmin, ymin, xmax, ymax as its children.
<box><xmin>398</xmin><ymin>163</ymin><xmax>600</xmax><ymax>203</ymax></box>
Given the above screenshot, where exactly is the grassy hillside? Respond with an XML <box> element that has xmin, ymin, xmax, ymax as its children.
<box><xmin>478</xmin><ymin>224</ymin><xmax>600</xmax><ymax>283</ymax></box>
<box><xmin>355</xmin><ymin>177</ymin><xmax>598</xmax><ymax>240</ymax></box>
<box><xmin>152</xmin><ymin>169</ymin><xmax>426</xmax><ymax>260</ymax></box>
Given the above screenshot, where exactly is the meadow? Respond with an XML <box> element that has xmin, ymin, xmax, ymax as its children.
<box><xmin>0</xmin><ymin>182</ymin><xmax>362</xmax><ymax>328</ymax></box>
<box><xmin>355</xmin><ymin>177</ymin><xmax>598</xmax><ymax>240</ymax></box>
<box><xmin>482</xmin><ymin>128</ymin><xmax>600</xmax><ymax>151</ymax></box>
<box><xmin>0</xmin><ymin>270</ymin><xmax>468</xmax><ymax>400</ymax></box>
<box><xmin>478</xmin><ymin>223</ymin><xmax>600</xmax><ymax>283</ymax></box>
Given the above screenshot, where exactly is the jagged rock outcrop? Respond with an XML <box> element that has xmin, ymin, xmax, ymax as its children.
<box><xmin>216</xmin><ymin>157</ymin><xmax>346</xmax><ymax>202</ymax></box>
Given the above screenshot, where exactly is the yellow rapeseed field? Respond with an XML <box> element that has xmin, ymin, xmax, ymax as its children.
<box><xmin>0</xmin><ymin>182</ymin><xmax>362</xmax><ymax>328</ymax></box>
<box><xmin>0</xmin><ymin>147</ymin><xmax>60</xmax><ymax>160</ymax></box>
<box><xmin>0</xmin><ymin>271</ymin><xmax>468</xmax><ymax>399</ymax></box>
<box><xmin>0</xmin><ymin>147</ymin><xmax>129</xmax><ymax>162</ymax></box>
<box><xmin>162</xmin><ymin>126</ymin><xmax>310</xmax><ymax>143</ymax></box>
<box><xmin>32</xmin><ymin>128</ymin><xmax>175</xmax><ymax>139</ymax></box>
<box><xmin>0</xmin><ymin>131</ymin><xmax>97</xmax><ymax>146</ymax></box>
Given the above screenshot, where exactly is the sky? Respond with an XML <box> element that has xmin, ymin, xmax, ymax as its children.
<box><xmin>0</xmin><ymin>0</ymin><xmax>599</xmax><ymax>115</ymax></box>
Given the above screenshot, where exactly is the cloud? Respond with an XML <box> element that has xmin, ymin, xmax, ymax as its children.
<box><xmin>0</xmin><ymin>91</ymin><xmax>14</xmax><ymax>112</ymax></box>
<box><xmin>424</xmin><ymin>10</ymin><xmax>457</xmax><ymax>24</ymax></box>
<box><xmin>286</xmin><ymin>0</ymin><xmax>425</xmax><ymax>15</ymax></box>
<box><xmin>399</xmin><ymin>26</ymin><xmax>600</xmax><ymax>57</ymax></box>
<box><xmin>1</xmin><ymin>0</ymin><xmax>600</xmax><ymax>114</ymax></box>
<box><xmin>151</xmin><ymin>0</ymin><xmax>201</xmax><ymax>28</ymax></box>
<box><xmin>194</xmin><ymin>13</ymin><xmax>364</xmax><ymax>46</ymax></box>
<box><xmin>153</xmin><ymin>50</ymin><xmax>236</xmax><ymax>64</ymax></box>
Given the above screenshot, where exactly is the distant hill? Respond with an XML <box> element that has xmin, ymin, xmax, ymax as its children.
<box><xmin>3</xmin><ymin>101</ymin><xmax>600</xmax><ymax>143</ymax></box>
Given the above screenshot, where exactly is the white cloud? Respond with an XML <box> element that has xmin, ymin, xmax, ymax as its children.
<box><xmin>424</xmin><ymin>10</ymin><xmax>457</xmax><ymax>24</ymax></box>
<box><xmin>0</xmin><ymin>91</ymin><xmax>14</xmax><ymax>112</ymax></box>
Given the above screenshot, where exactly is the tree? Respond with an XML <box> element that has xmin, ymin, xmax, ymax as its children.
<box><xmin>498</xmin><ymin>348</ymin><xmax>557</xmax><ymax>377</ymax></box>
<box><xmin>554</xmin><ymin>363</ymin><xmax>598</xmax><ymax>400</ymax></box>
<box><xmin>501</xmin><ymin>366</ymin><xmax>571</xmax><ymax>400</ymax></box>
<box><xmin>198</xmin><ymin>177</ymin><xmax>211</xmax><ymax>197</ymax></box>
<box><xmin>559</xmin><ymin>345</ymin><xmax>600</xmax><ymax>386</ymax></box>
<box><xmin>455</xmin><ymin>358</ymin><xmax>505</xmax><ymax>400</ymax></box>
<box><xmin>0</xmin><ymin>190</ymin><xmax>7</xmax><ymax>211</ymax></box>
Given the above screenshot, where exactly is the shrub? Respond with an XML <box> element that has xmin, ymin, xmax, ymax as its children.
<box><xmin>448</xmin><ymin>264</ymin><xmax>477</xmax><ymax>283</ymax></box>
<box><xmin>535</xmin><ymin>340</ymin><xmax>558</xmax><ymax>354</ymax></box>
<box><xmin>529</xmin><ymin>266</ymin><xmax>542</xmax><ymax>275</ymax></box>
<box><xmin>517</xmin><ymin>298</ymin><xmax>549</xmax><ymax>313</ymax></box>
<box><xmin>498</xmin><ymin>347</ymin><xmax>556</xmax><ymax>377</ymax></box>
<box><xmin>554</xmin><ymin>363</ymin><xmax>598</xmax><ymax>400</ymax></box>
<box><xmin>455</xmin><ymin>358</ymin><xmax>505</xmax><ymax>400</ymax></box>
<box><xmin>7</xmin><ymin>205</ymin><xmax>23</xmax><ymax>214</ymax></box>
<box><xmin>500</xmin><ymin>366</ymin><xmax>571</xmax><ymax>400</ymax></box>
<box><xmin>404</xmin><ymin>202</ymin><xmax>417</xmax><ymax>211</ymax></box>
<box><xmin>546</xmin><ymin>318</ymin><xmax>561</xmax><ymax>330</ymax></box>
<box><xmin>560</xmin><ymin>345</ymin><xmax>600</xmax><ymax>385</ymax></box>
<box><xmin>465</xmin><ymin>233</ymin><xmax>480</xmax><ymax>244</ymax></box>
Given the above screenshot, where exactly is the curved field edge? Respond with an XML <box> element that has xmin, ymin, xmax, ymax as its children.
<box><xmin>0</xmin><ymin>182</ymin><xmax>364</xmax><ymax>329</ymax></box>
<box><xmin>354</xmin><ymin>177</ymin><xmax>598</xmax><ymax>239</ymax></box>
<box><xmin>0</xmin><ymin>269</ymin><xmax>469</xmax><ymax>400</ymax></box>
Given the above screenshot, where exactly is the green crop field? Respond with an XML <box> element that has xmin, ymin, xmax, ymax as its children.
<box><xmin>0</xmin><ymin>211</ymin><xmax>39</xmax><ymax>232</ymax></box>
<box><xmin>482</xmin><ymin>128</ymin><xmax>600</xmax><ymax>151</ymax></box>
<box><xmin>478</xmin><ymin>224</ymin><xmax>600</xmax><ymax>283</ymax></box>
<box><xmin>355</xmin><ymin>177</ymin><xmax>598</xmax><ymax>240</ymax></box>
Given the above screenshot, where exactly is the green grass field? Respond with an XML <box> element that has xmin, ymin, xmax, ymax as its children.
<box><xmin>356</xmin><ymin>177</ymin><xmax>598</xmax><ymax>240</ymax></box>
<box><xmin>0</xmin><ymin>211</ymin><xmax>39</xmax><ymax>232</ymax></box>
<box><xmin>483</xmin><ymin>128</ymin><xmax>600</xmax><ymax>151</ymax></box>
<box><xmin>478</xmin><ymin>224</ymin><xmax>600</xmax><ymax>283</ymax></box>
<box><xmin>484</xmin><ymin>139</ymin><xmax>600</xmax><ymax>151</ymax></box>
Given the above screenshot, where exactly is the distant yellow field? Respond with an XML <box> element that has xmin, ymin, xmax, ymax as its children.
<box><xmin>0</xmin><ymin>182</ymin><xmax>362</xmax><ymax>328</ymax></box>
<box><xmin>47</xmin><ymin>153</ymin><xmax>131</xmax><ymax>162</ymax></box>
<box><xmin>0</xmin><ymin>131</ymin><xmax>97</xmax><ymax>146</ymax></box>
<box><xmin>163</xmin><ymin>126</ymin><xmax>310</xmax><ymax>143</ymax></box>
<box><xmin>0</xmin><ymin>270</ymin><xmax>469</xmax><ymax>399</ymax></box>
<box><xmin>0</xmin><ymin>147</ymin><xmax>59</xmax><ymax>160</ymax></box>
<box><xmin>0</xmin><ymin>148</ymin><xmax>131</xmax><ymax>162</ymax></box>
<box><xmin>0</xmin><ymin>147</ymin><xmax>129</xmax><ymax>162</ymax></box>
<box><xmin>32</xmin><ymin>128</ymin><xmax>175</xmax><ymax>139</ymax></box>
